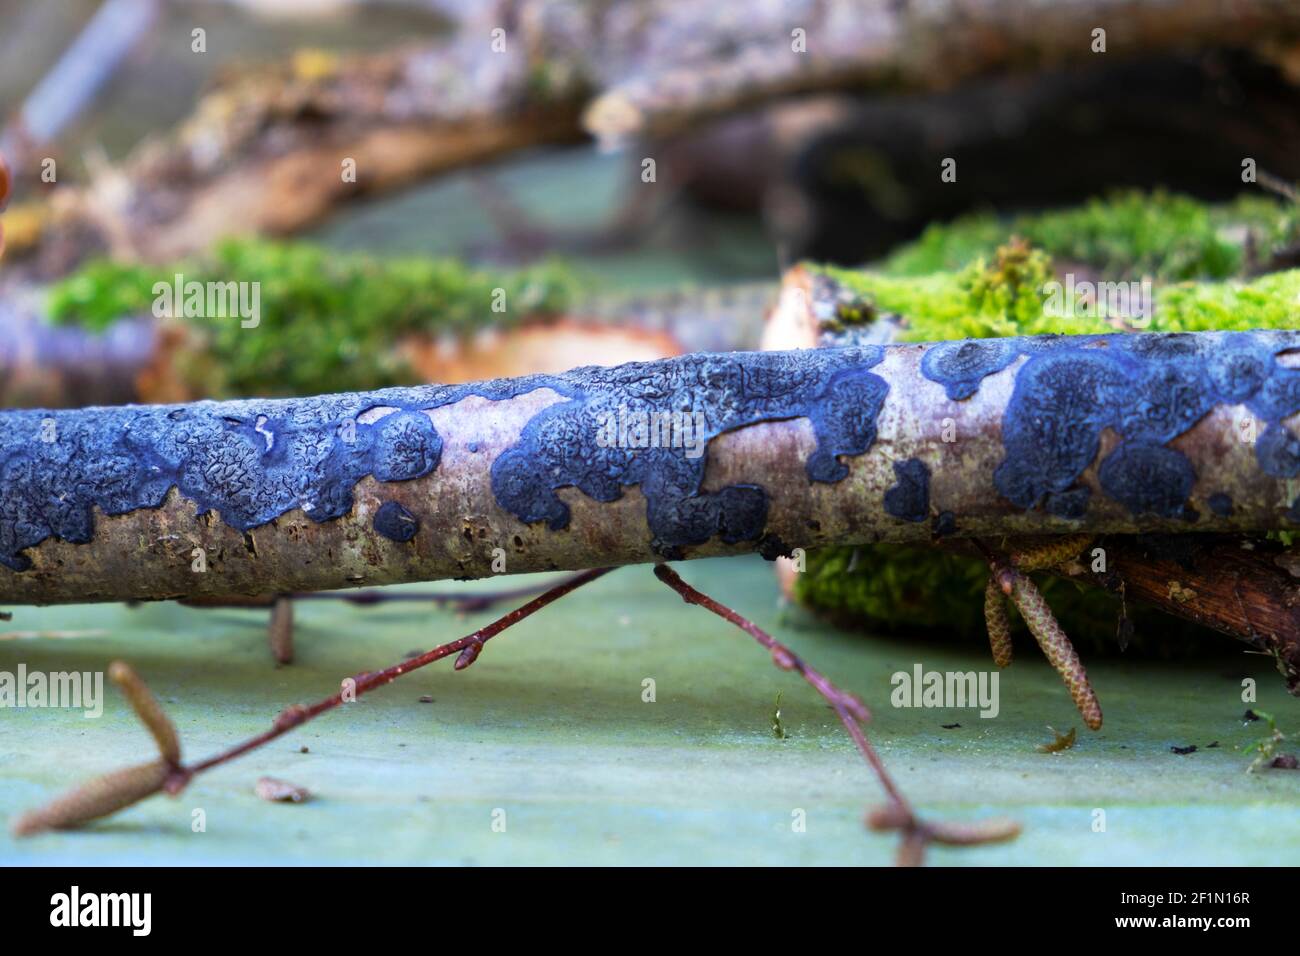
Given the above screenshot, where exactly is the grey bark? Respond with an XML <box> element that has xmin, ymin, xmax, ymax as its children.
<box><xmin>3</xmin><ymin>332</ymin><xmax>1300</xmax><ymax>605</ymax></box>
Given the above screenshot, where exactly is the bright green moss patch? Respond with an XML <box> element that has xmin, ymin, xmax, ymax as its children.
<box><xmin>879</xmin><ymin>190</ymin><xmax>1300</xmax><ymax>281</ymax></box>
<box><xmin>817</xmin><ymin>246</ymin><xmax>1300</xmax><ymax>344</ymax></box>
<box><xmin>47</xmin><ymin>239</ymin><xmax>582</xmax><ymax>396</ymax></box>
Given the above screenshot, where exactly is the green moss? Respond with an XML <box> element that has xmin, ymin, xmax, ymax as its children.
<box><xmin>879</xmin><ymin>190</ymin><xmax>1300</xmax><ymax>281</ymax></box>
<box><xmin>47</xmin><ymin>239</ymin><xmax>583</xmax><ymax>397</ymax></box>
<box><xmin>818</xmin><ymin>249</ymin><xmax>1300</xmax><ymax>344</ymax></box>
<box><xmin>795</xmin><ymin>544</ymin><xmax>1197</xmax><ymax>656</ymax></box>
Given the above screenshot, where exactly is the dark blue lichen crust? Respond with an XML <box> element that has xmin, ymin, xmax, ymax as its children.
<box><xmin>883</xmin><ymin>458</ymin><xmax>930</xmax><ymax>523</ymax></box>
<box><xmin>921</xmin><ymin>330</ymin><xmax>1300</xmax><ymax>520</ymax></box>
<box><xmin>374</xmin><ymin>501</ymin><xmax>419</xmax><ymax>542</ymax></box>
<box><xmin>0</xmin><ymin>348</ymin><xmax>889</xmax><ymax>571</ymax></box>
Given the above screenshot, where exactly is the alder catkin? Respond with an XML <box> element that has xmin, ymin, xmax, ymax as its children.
<box><xmin>1009</xmin><ymin>535</ymin><xmax>1094</xmax><ymax>572</ymax></box>
<box><xmin>10</xmin><ymin>760</ymin><xmax>170</xmax><ymax>836</ymax></box>
<box><xmin>983</xmin><ymin>576</ymin><xmax>1014</xmax><ymax>668</ymax></box>
<box><xmin>1010</xmin><ymin>575</ymin><xmax>1103</xmax><ymax>730</ymax></box>
<box><xmin>109</xmin><ymin>661</ymin><xmax>182</xmax><ymax>765</ymax></box>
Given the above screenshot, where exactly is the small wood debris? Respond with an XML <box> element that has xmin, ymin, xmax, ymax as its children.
<box><xmin>255</xmin><ymin>777</ymin><xmax>310</xmax><ymax>803</ymax></box>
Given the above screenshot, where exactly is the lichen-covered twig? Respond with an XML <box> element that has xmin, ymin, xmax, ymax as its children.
<box><xmin>653</xmin><ymin>563</ymin><xmax>1020</xmax><ymax>865</ymax></box>
<box><xmin>11</xmin><ymin>568</ymin><xmax>611</xmax><ymax>837</ymax></box>
<box><xmin>5</xmin><ymin>332</ymin><xmax>1300</xmax><ymax>607</ymax></box>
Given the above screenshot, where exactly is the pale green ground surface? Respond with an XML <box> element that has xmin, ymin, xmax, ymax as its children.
<box><xmin>0</xmin><ymin>556</ymin><xmax>1296</xmax><ymax>866</ymax></box>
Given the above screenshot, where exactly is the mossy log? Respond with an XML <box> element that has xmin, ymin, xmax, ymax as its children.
<box><xmin>5</xmin><ymin>332</ymin><xmax>1300</xmax><ymax>605</ymax></box>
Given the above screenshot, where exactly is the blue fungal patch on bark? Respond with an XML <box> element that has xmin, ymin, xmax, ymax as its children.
<box><xmin>884</xmin><ymin>458</ymin><xmax>930</xmax><ymax>523</ymax></box>
<box><xmin>920</xmin><ymin>330</ymin><xmax>1300</xmax><ymax>519</ymax></box>
<box><xmin>489</xmin><ymin>349</ymin><xmax>889</xmax><ymax>555</ymax></box>
<box><xmin>374</xmin><ymin>501</ymin><xmax>419</xmax><ymax>542</ymax></box>
<box><xmin>0</xmin><ymin>348</ymin><xmax>889</xmax><ymax>571</ymax></box>
<box><xmin>921</xmin><ymin>338</ymin><xmax>1023</xmax><ymax>401</ymax></box>
<box><xmin>1207</xmin><ymin>492</ymin><xmax>1234</xmax><ymax>517</ymax></box>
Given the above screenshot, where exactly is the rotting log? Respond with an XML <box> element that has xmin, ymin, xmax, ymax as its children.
<box><xmin>6</xmin><ymin>332</ymin><xmax>1300</xmax><ymax>606</ymax></box>
<box><xmin>583</xmin><ymin>0</ymin><xmax>1300</xmax><ymax>144</ymax></box>
<box><xmin>1039</xmin><ymin>534</ymin><xmax>1300</xmax><ymax>692</ymax></box>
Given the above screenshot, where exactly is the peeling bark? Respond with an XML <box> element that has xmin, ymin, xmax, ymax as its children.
<box><xmin>1041</xmin><ymin>534</ymin><xmax>1300</xmax><ymax>692</ymax></box>
<box><xmin>6</xmin><ymin>331</ymin><xmax>1300</xmax><ymax>605</ymax></box>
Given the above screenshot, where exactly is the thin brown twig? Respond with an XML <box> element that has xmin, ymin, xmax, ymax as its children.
<box><xmin>652</xmin><ymin>562</ymin><xmax>1019</xmax><ymax>864</ymax></box>
<box><xmin>179</xmin><ymin>572</ymin><xmax>593</xmax><ymax>612</ymax></box>
<box><xmin>12</xmin><ymin>568</ymin><xmax>613</xmax><ymax>835</ymax></box>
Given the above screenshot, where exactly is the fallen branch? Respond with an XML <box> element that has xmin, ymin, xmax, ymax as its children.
<box><xmin>1041</xmin><ymin>534</ymin><xmax>1300</xmax><ymax>692</ymax></box>
<box><xmin>5</xmin><ymin>333</ymin><xmax>1300</xmax><ymax>607</ymax></box>
<box><xmin>12</xmin><ymin>0</ymin><xmax>1300</xmax><ymax>276</ymax></box>
<box><xmin>583</xmin><ymin>0</ymin><xmax>1300</xmax><ymax>144</ymax></box>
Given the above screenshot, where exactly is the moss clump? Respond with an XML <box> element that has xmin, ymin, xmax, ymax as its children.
<box><xmin>817</xmin><ymin>247</ymin><xmax>1300</xmax><ymax>344</ymax></box>
<box><xmin>795</xmin><ymin>544</ymin><xmax>1191</xmax><ymax>655</ymax></box>
<box><xmin>47</xmin><ymin>239</ymin><xmax>581</xmax><ymax>397</ymax></box>
<box><xmin>879</xmin><ymin>190</ymin><xmax>1300</xmax><ymax>281</ymax></box>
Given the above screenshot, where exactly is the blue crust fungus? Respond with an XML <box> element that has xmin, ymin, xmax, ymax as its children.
<box><xmin>0</xmin><ymin>347</ymin><xmax>889</xmax><ymax>574</ymax></box>
<box><xmin>920</xmin><ymin>331</ymin><xmax>1300</xmax><ymax>521</ymax></box>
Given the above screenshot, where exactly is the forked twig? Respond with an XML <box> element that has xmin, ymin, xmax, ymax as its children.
<box><xmin>12</xmin><ymin>568</ymin><xmax>612</xmax><ymax>836</ymax></box>
<box><xmin>177</xmin><ymin>572</ymin><xmax>596</xmax><ymax>664</ymax></box>
<box><xmin>652</xmin><ymin>563</ymin><xmax>1020</xmax><ymax>865</ymax></box>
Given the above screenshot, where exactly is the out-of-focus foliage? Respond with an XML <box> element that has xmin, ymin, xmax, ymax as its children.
<box><xmin>879</xmin><ymin>190</ymin><xmax>1300</xmax><ymax>281</ymax></box>
<box><xmin>47</xmin><ymin>240</ymin><xmax>582</xmax><ymax>396</ymax></box>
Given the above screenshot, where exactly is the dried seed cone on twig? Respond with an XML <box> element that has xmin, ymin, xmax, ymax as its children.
<box><xmin>1011</xmin><ymin>575</ymin><xmax>1103</xmax><ymax>730</ymax></box>
<box><xmin>1009</xmin><ymin>535</ymin><xmax>1093</xmax><ymax>573</ymax></box>
<box><xmin>983</xmin><ymin>577</ymin><xmax>1014</xmax><ymax>668</ymax></box>
<box><xmin>9</xmin><ymin>759</ymin><xmax>171</xmax><ymax>836</ymax></box>
<box><xmin>109</xmin><ymin>660</ymin><xmax>181</xmax><ymax>765</ymax></box>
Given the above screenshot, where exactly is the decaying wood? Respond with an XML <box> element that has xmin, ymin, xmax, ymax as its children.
<box><xmin>1041</xmin><ymin>534</ymin><xmax>1300</xmax><ymax>693</ymax></box>
<box><xmin>4</xmin><ymin>332</ymin><xmax>1300</xmax><ymax>609</ymax></box>
<box><xmin>11</xmin><ymin>0</ymin><xmax>1300</xmax><ymax>277</ymax></box>
<box><xmin>582</xmin><ymin>0</ymin><xmax>1300</xmax><ymax>143</ymax></box>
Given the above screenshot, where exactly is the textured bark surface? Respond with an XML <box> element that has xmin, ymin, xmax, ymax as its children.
<box><xmin>583</xmin><ymin>0</ymin><xmax>1300</xmax><ymax>142</ymax></box>
<box><xmin>1042</xmin><ymin>534</ymin><xmax>1300</xmax><ymax>692</ymax></box>
<box><xmin>6</xmin><ymin>331</ymin><xmax>1300</xmax><ymax>605</ymax></box>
